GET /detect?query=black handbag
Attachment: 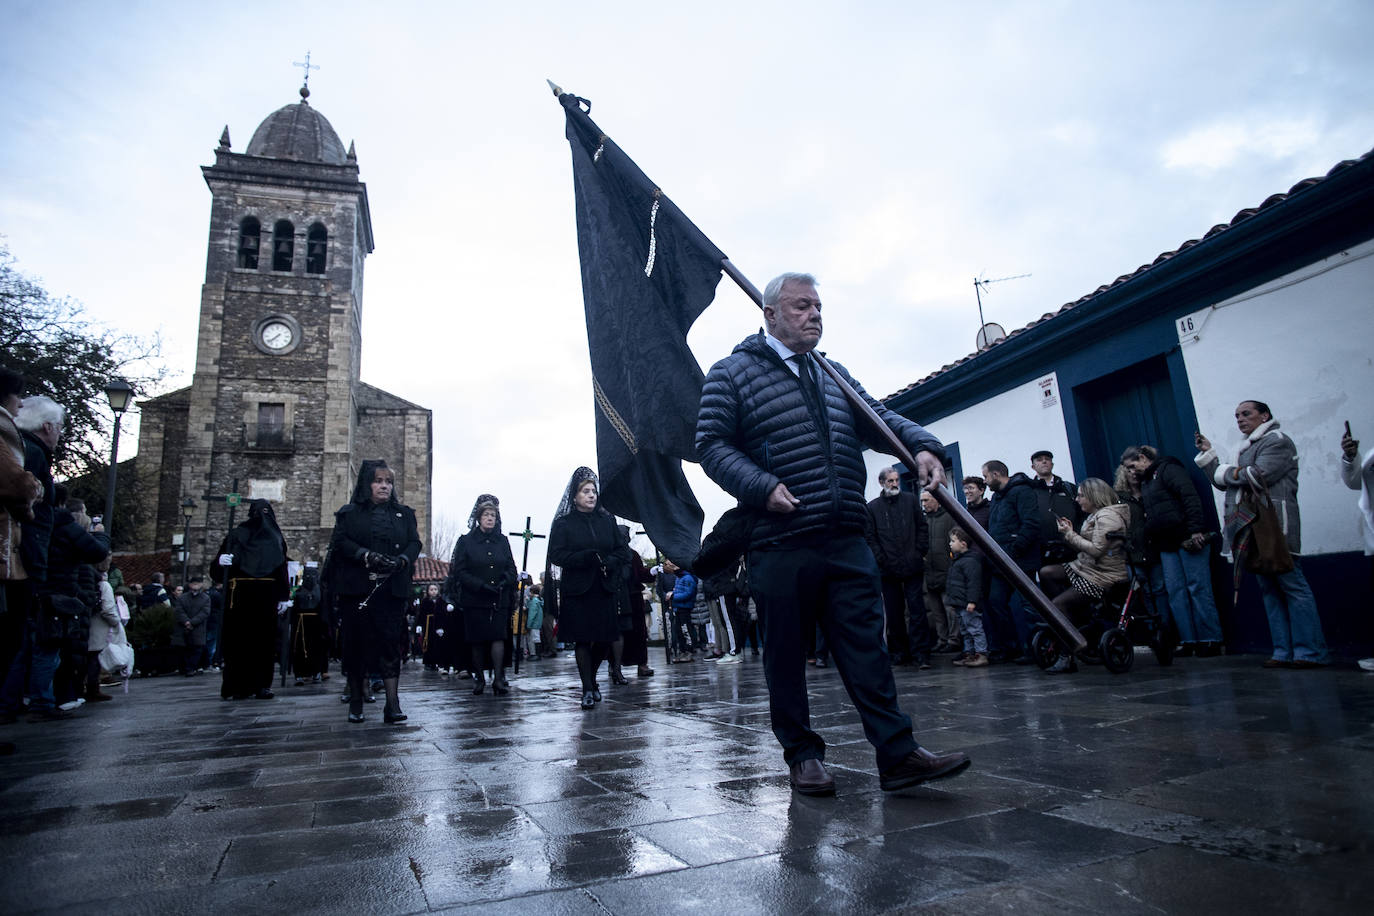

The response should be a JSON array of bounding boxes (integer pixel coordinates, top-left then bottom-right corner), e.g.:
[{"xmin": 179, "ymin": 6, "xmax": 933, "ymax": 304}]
[{"xmin": 36, "ymin": 594, "xmax": 84, "ymax": 645}]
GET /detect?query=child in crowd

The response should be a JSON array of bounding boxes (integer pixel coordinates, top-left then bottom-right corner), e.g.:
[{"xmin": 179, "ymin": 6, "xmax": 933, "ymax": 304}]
[
  {"xmin": 946, "ymin": 528, "xmax": 988, "ymax": 668},
  {"xmin": 525, "ymin": 585, "xmax": 544, "ymax": 660}
]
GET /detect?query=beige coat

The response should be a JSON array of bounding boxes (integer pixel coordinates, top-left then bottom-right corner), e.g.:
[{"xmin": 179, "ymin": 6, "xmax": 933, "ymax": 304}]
[
  {"xmin": 1064, "ymin": 503, "xmax": 1131, "ymax": 591},
  {"xmin": 1, "ymin": 406, "xmax": 41, "ymax": 582},
  {"xmin": 90, "ymin": 579, "xmax": 122, "ymax": 651}
]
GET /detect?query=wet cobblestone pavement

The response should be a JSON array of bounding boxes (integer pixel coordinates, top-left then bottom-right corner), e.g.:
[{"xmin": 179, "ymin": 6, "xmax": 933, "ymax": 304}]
[{"xmin": 2, "ymin": 650, "xmax": 1371, "ymax": 914}]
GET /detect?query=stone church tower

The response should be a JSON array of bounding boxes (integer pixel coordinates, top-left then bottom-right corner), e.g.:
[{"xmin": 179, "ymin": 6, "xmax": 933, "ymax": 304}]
[{"xmin": 134, "ymin": 87, "xmax": 432, "ymax": 573}]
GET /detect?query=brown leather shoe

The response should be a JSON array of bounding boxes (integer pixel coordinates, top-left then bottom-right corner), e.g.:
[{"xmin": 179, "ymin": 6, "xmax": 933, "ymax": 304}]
[
  {"xmin": 880, "ymin": 747, "xmax": 971, "ymax": 791},
  {"xmin": 789, "ymin": 758, "xmax": 836, "ymax": 796}
]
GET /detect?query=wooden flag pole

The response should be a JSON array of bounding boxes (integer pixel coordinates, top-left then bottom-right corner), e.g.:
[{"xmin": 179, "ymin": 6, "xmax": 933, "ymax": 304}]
[{"xmin": 719, "ymin": 259, "xmax": 1087, "ymax": 653}]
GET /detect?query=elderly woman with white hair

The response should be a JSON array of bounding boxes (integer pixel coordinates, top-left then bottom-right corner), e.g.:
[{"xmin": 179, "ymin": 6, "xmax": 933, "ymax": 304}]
[{"xmin": 1036, "ymin": 477, "xmax": 1131, "ymax": 673}]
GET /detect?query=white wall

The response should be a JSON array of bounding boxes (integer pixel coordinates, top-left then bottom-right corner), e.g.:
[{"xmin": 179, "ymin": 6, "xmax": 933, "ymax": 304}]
[
  {"xmin": 1178, "ymin": 239, "xmax": 1374, "ymax": 555},
  {"xmin": 866, "ymin": 373, "xmax": 1073, "ymax": 499}
]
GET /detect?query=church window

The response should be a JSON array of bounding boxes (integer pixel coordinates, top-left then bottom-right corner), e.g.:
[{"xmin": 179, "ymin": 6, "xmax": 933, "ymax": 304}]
[
  {"xmin": 272, "ymin": 220, "xmax": 295, "ymax": 271},
  {"xmin": 257, "ymin": 402, "xmax": 286, "ymax": 447},
  {"xmin": 237, "ymin": 217, "xmax": 260, "ymax": 269},
  {"xmin": 306, "ymin": 223, "xmax": 328, "ymax": 274}
]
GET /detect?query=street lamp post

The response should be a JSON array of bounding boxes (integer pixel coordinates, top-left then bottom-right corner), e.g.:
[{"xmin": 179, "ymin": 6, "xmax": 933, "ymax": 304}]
[
  {"xmin": 180, "ymin": 497, "xmax": 197, "ymax": 586},
  {"xmin": 102, "ymin": 378, "xmax": 134, "ymax": 543}
]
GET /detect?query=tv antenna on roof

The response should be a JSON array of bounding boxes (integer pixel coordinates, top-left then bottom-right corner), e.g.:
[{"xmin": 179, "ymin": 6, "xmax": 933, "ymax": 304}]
[{"xmin": 973, "ymin": 272, "xmax": 1030, "ymax": 351}]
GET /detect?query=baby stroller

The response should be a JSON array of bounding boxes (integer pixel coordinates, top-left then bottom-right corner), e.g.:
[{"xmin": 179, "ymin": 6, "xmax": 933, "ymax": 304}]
[{"xmin": 1030, "ymin": 532, "xmax": 1176, "ymax": 674}]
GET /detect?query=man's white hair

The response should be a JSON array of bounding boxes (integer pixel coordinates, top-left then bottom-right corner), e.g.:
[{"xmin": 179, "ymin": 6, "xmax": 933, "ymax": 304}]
[
  {"xmin": 762, "ymin": 272, "xmax": 818, "ymax": 308},
  {"xmin": 15, "ymin": 395, "xmax": 64, "ymax": 433}
]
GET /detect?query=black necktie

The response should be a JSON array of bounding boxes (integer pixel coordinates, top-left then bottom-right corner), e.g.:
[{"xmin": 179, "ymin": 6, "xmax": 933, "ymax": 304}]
[
  {"xmin": 794, "ymin": 353, "xmax": 829, "ymax": 441},
  {"xmin": 793, "ymin": 353, "xmax": 818, "ymax": 401}
]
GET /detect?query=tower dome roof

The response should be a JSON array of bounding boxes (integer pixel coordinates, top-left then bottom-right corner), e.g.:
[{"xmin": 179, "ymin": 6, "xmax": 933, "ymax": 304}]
[{"xmin": 245, "ymin": 99, "xmax": 347, "ymax": 165}]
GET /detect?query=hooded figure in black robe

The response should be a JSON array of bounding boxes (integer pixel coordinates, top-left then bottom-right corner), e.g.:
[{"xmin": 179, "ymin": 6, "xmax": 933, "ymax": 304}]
[
  {"xmin": 290, "ymin": 566, "xmax": 329, "ymax": 683},
  {"xmin": 211, "ymin": 499, "xmax": 290, "ymax": 699},
  {"xmin": 328, "ymin": 460, "xmax": 421, "ymax": 723}
]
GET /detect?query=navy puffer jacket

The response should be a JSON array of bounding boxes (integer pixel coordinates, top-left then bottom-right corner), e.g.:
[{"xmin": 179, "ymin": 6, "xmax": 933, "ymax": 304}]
[
  {"xmin": 696, "ymin": 332, "xmax": 944, "ymax": 550},
  {"xmin": 987, "ymin": 473, "xmax": 1042, "ymax": 571}
]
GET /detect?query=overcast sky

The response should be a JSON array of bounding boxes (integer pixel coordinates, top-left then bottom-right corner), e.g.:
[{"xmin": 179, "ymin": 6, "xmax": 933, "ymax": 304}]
[{"xmin": 3, "ymin": 0, "xmax": 1371, "ymax": 571}]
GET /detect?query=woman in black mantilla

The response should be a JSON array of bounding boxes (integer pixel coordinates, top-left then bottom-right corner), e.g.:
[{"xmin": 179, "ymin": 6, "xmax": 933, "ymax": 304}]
[
  {"xmin": 547, "ymin": 467, "xmax": 633, "ymax": 709},
  {"xmin": 329, "ymin": 461, "xmax": 422, "ymax": 723},
  {"xmin": 450, "ymin": 494, "xmax": 518, "ymax": 695},
  {"xmin": 211, "ymin": 499, "xmax": 291, "ymax": 700}
]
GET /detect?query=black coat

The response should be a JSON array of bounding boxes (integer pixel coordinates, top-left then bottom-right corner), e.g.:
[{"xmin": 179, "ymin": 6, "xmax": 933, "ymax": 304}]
[
  {"xmin": 945, "ymin": 551, "xmax": 983, "ymax": 609},
  {"xmin": 697, "ymin": 332, "xmax": 944, "ymax": 550},
  {"xmin": 450, "ymin": 528, "xmax": 517, "ymax": 611},
  {"xmin": 548, "ymin": 510, "xmax": 629, "ymax": 598},
  {"xmin": 1139, "ymin": 456, "xmax": 1209, "ymax": 550},
  {"xmin": 923, "ymin": 507, "xmax": 955, "ymax": 589},
  {"xmin": 1031, "ymin": 475, "xmax": 1081, "ymax": 553},
  {"xmin": 328, "ymin": 500, "xmax": 422, "ymax": 598},
  {"xmin": 987, "ymin": 474, "xmax": 1042, "ymax": 571},
  {"xmin": 44, "ymin": 508, "xmax": 109, "ymax": 599},
  {"xmin": 865, "ymin": 490, "xmax": 929, "ymax": 577},
  {"xmin": 964, "ymin": 498, "xmax": 993, "ymax": 557},
  {"xmin": 19, "ymin": 433, "xmax": 55, "ymax": 583}
]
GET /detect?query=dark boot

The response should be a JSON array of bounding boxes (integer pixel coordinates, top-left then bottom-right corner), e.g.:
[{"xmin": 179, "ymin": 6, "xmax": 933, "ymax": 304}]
[
  {"xmin": 490, "ymin": 642, "xmax": 509, "ymax": 695},
  {"xmin": 347, "ymin": 675, "xmax": 365, "ymax": 722},
  {"xmin": 382, "ymin": 677, "xmax": 406, "ymax": 722}
]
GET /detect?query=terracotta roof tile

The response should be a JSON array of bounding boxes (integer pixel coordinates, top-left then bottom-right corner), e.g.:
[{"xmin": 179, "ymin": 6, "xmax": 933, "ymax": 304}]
[{"xmin": 413, "ymin": 556, "xmax": 449, "ymax": 584}]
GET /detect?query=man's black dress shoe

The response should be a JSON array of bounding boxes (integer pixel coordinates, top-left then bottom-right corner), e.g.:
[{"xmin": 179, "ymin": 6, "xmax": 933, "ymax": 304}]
[
  {"xmin": 348, "ymin": 712, "xmax": 365, "ymax": 723},
  {"xmin": 880, "ymin": 747, "xmax": 971, "ymax": 791},
  {"xmin": 789, "ymin": 758, "xmax": 836, "ymax": 796}
]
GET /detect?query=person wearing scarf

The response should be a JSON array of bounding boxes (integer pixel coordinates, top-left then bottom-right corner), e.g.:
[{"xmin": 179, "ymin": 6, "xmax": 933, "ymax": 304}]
[
  {"xmin": 1196, "ymin": 400, "xmax": 1330, "ymax": 669},
  {"xmin": 450, "ymin": 495, "xmax": 518, "ymax": 695},
  {"xmin": 547, "ymin": 468, "xmax": 633, "ymax": 709},
  {"xmin": 328, "ymin": 461, "xmax": 422, "ymax": 722},
  {"xmin": 211, "ymin": 499, "xmax": 290, "ymax": 699}
]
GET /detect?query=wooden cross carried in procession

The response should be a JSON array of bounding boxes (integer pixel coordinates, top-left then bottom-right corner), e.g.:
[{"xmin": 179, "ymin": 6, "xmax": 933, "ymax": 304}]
[
  {"xmin": 202, "ymin": 477, "xmax": 243, "ymax": 532},
  {"xmin": 507, "ymin": 516, "xmax": 546, "ymax": 674}
]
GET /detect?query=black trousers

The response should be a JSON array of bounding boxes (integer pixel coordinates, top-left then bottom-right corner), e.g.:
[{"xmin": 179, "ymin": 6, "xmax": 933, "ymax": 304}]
[
  {"xmin": 880, "ymin": 574, "xmax": 934, "ymax": 662},
  {"xmin": 750, "ymin": 535, "xmax": 918, "ymax": 771}
]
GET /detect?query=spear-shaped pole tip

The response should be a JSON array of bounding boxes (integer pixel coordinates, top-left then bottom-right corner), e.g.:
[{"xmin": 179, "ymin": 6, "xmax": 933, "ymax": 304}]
[{"xmin": 546, "ymin": 79, "xmax": 564, "ymax": 98}]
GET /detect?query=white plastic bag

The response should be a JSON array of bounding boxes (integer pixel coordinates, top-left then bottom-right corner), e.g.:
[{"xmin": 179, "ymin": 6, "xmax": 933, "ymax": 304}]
[{"xmin": 100, "ymin": 620, "xmax": 135, "ymax": 676}]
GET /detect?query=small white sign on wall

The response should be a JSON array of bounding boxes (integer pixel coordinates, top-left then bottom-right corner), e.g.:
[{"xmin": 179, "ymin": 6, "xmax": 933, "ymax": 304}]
[
  {"xmin": 1037, "ymin": 374, "xmax": 1059, "ymax": 409},
  {"xmin": 248, "ymin": 479, "xmax": 285, "ymax": 502}
]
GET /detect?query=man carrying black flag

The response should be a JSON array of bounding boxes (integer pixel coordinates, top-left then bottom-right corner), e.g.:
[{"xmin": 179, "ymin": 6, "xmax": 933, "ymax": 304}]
[
  {"xmin": 559, "ymin": 90, "xmax": 722, "ymax": 567},
  {"xmin": 697, "ymin": 272, "xmax": 971, "ymax": 797}
]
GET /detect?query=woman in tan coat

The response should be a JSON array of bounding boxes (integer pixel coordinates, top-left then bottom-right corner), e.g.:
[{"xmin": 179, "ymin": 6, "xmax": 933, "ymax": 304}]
[{"xmin": 1037, "ymin": 477, "xmax": 1131, "ymax": 672}]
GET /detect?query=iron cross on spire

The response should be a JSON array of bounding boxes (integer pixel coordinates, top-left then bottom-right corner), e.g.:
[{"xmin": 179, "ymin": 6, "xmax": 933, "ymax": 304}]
[{"xmin": 293, "ymin": 51, "xmax": 319, "ymax": 94}]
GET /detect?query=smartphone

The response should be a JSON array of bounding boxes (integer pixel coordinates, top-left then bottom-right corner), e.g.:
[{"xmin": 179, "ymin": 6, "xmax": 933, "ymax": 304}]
[{"xmin": 1346, "ymin": 420, "xmax": 1353, "ymax": 437}]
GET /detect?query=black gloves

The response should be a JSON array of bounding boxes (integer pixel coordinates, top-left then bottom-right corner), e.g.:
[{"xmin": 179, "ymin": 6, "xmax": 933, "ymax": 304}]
[{"xmin": 365, "ymin": 552, "xmax": 399, "ymax": 573}]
